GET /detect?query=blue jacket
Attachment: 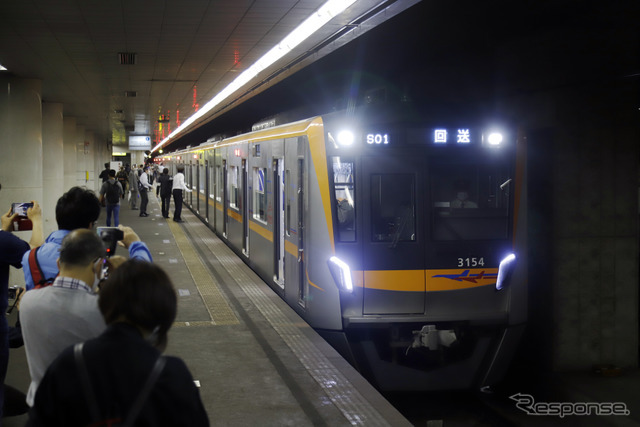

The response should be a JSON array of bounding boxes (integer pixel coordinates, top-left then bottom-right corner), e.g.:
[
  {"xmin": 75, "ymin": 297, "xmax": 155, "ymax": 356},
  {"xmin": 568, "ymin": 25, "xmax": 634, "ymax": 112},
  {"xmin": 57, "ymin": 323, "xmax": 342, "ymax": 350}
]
[{"xmin": 22, "ymin": 230, "xmax": 153, "ymax": 290}]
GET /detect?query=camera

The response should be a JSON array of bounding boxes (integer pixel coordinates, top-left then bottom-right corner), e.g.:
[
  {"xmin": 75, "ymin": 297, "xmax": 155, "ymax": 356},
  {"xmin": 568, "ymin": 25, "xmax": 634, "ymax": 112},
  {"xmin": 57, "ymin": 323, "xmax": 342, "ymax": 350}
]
[
  {"xmin": 97, "ymin": 227, "xmax": 124, "ymax": 257},
  {"xmin": 8, "ymin": 286, "xmax": 17, "ymax": 300},
  {"xmin": 11, "ymin": 202, "xmax": 33, "ymax": 231}
]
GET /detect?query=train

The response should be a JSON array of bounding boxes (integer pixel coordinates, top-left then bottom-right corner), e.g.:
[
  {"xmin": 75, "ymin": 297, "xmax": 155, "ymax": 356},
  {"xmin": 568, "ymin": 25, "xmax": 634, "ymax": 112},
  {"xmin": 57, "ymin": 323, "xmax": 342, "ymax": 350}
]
[{"xmin": 160, "ymin": 103, "xmax": 527, "ymax": 391}]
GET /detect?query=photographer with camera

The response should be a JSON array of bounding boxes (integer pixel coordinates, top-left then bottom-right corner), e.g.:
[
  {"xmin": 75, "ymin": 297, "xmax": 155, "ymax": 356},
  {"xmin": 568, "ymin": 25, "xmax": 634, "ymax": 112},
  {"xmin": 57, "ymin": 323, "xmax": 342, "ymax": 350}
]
[
  {"xmin": 0, "ymin": 183, "xmax": 44, "ymax": 419},
  {"xmin": 20, "ymin": 223, "xmax": 152, "ymax": 408},
  {"xmin": 22, "ymin": 187, "xmax": 101, "ymax": 290}
]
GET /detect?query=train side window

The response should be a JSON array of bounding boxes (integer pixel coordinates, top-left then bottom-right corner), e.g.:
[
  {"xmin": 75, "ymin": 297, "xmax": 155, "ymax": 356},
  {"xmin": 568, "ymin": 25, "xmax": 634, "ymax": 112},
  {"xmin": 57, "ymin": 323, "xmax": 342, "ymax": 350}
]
[
  {"xmin": 253, "ymin": 167, "xmax": 267, "ymax": 222},
  {"xmin": 371, "ymin": 174, "xmax": 416, "ymax": 242},
  {"xmin": 229, "ymin": 165, "xmax": 239, "ymax": 209},
  {"xmin": 332, "ymin": 157, "xmax": 356, "ymax": 242}
]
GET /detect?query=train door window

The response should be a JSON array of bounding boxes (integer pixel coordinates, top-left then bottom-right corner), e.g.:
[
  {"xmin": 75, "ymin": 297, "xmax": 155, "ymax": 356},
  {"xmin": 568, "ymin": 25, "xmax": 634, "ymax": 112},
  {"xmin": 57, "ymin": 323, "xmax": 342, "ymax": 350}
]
[
  {"xmin": 209, "ymin": 162, "xmax": 215, "ymax": 200},
  {"xmin": 229, "ymin": 165, "xmax": 239, "ymax": 210},
  {"xmin": 285, "ymin": 169, "xmax": 291, "ymax": 236},
  {"xmin": 199, "ymin": 163, "xmax": 205, "ymax": 195},
  {"xmin": 253, "ymin": 167, "xmax": 267, "ymax": 222},
  {"xmin": 371, "ymin": 174, "xmax": 416, "ymax": 242},
  {"xmin": 430, "ymin": 162, "xmax": 510, "ymax": 240},
  {"xmin": 332, "ymin": 157, "xmax": 356, "ymax": 242},
  {"xmin": 216, "ymin": 165, "xmax": 222, "ymax": 202}
]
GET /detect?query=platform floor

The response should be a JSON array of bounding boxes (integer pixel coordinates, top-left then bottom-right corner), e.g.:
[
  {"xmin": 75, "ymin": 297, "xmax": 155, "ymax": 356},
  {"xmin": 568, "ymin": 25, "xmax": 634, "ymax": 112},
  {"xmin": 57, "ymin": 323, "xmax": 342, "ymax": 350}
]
[{"xmin": 4, "ymin": 190, "xmax": 411, "ymax": 426}]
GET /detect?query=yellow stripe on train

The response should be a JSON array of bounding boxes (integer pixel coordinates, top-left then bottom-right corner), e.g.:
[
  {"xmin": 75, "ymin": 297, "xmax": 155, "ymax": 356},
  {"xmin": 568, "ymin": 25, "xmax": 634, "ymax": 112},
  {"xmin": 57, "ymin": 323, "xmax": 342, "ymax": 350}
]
[{"xmin": 352, "ymin": 268, "xmax": 499, "ymax": 292}]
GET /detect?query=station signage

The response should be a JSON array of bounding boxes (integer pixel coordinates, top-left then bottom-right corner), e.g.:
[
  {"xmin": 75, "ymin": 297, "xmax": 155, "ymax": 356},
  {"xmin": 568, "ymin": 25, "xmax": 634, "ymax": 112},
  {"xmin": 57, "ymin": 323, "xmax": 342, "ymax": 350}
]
[{"xmin": 129, "ymin": 135, "xmax": 151, "ymax": 151}]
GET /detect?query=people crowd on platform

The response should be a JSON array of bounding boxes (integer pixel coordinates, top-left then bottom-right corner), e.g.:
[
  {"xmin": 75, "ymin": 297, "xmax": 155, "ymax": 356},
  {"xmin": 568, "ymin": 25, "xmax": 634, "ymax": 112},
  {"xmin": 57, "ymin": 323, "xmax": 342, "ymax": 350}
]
[{"xmin": 0, "ymin": 171, "xmax": 207, "ymax": 425}]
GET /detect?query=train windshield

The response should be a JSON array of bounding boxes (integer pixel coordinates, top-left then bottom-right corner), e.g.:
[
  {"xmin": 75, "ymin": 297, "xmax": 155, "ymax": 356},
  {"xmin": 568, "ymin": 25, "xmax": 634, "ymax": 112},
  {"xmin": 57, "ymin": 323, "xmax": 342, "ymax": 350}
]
[{"xmin": 430, "ymin": 161, "xmax": 511, "ymax": 241}]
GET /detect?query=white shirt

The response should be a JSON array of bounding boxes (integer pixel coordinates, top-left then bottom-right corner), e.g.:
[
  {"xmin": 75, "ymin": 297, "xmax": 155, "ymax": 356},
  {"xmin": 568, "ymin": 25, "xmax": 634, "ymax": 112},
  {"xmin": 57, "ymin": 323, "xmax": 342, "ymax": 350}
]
[
  {"xmin": 20, "ymin": 276, "xmax": 107, "ymax": 406},
  {"xmin": 171, "ymin": 172, "xmax": 192, "ymax": 192},
  {"xmin": 139, "ymin": 171, "xmax": 152, "ymax": 191}
]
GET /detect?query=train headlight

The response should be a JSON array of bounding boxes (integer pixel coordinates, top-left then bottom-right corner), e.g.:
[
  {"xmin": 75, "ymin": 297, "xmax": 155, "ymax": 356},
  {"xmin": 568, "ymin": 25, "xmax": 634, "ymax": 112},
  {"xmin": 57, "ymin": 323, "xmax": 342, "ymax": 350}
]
[
  {"xmin": 487, "ymin": 132, "xmax": 503, "ymax": 146},
  {"xmin": 328, "ymin": 256, "xmax": 353, "ymax": 292},
  {"xmin": 495, "ymin": 253, "xmax": 516, "ymax": 291},
  {"xmin": 336, "ymin": 130, "xmax": 354, "ymax": 146}
]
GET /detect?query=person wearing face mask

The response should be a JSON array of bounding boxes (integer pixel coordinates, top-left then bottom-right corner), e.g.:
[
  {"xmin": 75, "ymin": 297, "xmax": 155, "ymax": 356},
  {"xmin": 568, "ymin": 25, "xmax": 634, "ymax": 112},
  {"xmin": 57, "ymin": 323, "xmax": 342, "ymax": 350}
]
[
  {"xmin": 19, "ymin": 227, "xmax": 152, "ymax": 408},
  {"xmin": 28, "ymin": 260, "xmax": 209, "ymax": 426}
]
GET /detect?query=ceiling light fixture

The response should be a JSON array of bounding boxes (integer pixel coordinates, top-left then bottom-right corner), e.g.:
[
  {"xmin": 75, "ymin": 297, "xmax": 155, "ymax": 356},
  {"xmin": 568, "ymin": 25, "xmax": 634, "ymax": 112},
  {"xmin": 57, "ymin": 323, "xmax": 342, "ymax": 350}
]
[
  {"xmin": 152, "ymin": 0, "xmax": 357, "ymax": 153},
  {"xmin": 0, "ymin": 64, "xmax": 7, "ymax": 71}
]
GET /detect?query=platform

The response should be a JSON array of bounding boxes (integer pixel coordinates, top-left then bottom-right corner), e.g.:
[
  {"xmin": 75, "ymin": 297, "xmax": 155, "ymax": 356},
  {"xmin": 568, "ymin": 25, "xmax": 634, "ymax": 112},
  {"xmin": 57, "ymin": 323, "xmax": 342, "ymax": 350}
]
[{"xmin": 4, "ymin": 190, "xmax": 411, "ymax": 426}]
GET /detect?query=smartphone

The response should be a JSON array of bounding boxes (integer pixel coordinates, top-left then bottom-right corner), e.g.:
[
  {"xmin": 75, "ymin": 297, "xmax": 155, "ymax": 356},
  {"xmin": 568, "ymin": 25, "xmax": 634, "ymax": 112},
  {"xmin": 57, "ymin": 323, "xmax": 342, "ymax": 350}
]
[
  {"xmin": 97, "ymin": 227, "xmax": 124, "ymax": 257},
  {"xmin": 11, "ymin": 202, "xmax": 33, "ymax": 231},
  {"xmin": 11, "ymin": 202, "xmax": 33, "ymax": 217}
]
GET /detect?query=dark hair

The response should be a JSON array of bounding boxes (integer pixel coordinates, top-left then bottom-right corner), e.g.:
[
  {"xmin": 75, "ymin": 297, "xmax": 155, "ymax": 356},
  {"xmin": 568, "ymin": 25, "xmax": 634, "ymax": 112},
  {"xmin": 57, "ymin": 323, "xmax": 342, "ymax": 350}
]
[
  {"xmin": 55, "ymin": 187, "xmax": 101, "ymax": 230},
  {"xmin": 104, "ymin": 163, "xmax": 109, "ymax": 169},
  {"xmin": 99, "ymin": 260, "xmax": 177, "ymax": 350},
  {"xmin": 162, "ymin": 168, "xmax": 168, "ymax": 175},
  {"xmin": 177, "ymin": 166, "xmax": 184, "ymax": 173},
  {"xmin": 108, "ymin": 169, "xmax": 116, "ymax": 177},
  {"xmin": 59, "ymin": 229, "xmax": 106, "ymax": 267}
]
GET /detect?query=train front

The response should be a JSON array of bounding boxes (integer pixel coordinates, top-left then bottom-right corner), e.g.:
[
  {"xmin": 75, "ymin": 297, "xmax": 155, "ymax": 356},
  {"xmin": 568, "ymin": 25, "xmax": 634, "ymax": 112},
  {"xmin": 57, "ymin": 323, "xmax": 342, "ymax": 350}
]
[{"xmin": 323, "ymin": 114, "xmax": 527, "ymax": 391}]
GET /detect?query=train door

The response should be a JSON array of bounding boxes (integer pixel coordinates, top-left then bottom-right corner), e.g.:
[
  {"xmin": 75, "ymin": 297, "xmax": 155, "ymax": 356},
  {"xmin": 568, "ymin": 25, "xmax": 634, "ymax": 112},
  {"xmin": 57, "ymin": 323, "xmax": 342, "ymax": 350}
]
[
  {"xmin": 361, "ymin": 156, "xmax": 426, "ymax": 314},
  {"xmin": 188, "ymin": 163, "xmax": 194, "ymax": 207},
  {"xmin": 195, "ymin": 161, "xmax": 200, "ymax": 214},
  {"xmin": 223, "ymin": 159, "xmax": 228, "ymax": 238},
  {"xmin": 205, "ymin": 159, "xmax": 210, "ymax": 221},
  {"xmin": 273, "ymin": 158, "xmax": 285, "ymax": 288},
  {"xmin": 297, "ymin": 157, "xmax": 305, "ymax": 307},
  {"xmin": 242, "ymin": 159, "xmax": 248, "ymax": 256}
]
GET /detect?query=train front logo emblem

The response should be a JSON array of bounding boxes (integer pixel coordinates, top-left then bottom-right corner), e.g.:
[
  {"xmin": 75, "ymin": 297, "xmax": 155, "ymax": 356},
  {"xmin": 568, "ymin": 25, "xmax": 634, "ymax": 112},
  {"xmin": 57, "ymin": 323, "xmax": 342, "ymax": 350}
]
[{"xmin": 432, "ymin": 270, "xmax": 497, "ymax": 283}]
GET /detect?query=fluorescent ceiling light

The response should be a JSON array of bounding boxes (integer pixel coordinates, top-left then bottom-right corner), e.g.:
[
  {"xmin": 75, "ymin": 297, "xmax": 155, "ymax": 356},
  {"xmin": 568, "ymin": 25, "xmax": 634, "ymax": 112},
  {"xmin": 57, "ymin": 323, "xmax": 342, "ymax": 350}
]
[{"xmin": 152, "ymin": 0, "xmax": 357, "ymax": 153}]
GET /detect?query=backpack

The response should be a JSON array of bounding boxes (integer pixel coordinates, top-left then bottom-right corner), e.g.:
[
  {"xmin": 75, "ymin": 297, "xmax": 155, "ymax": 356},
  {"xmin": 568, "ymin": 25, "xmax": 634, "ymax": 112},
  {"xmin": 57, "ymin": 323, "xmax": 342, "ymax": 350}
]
[
  {"xmin": 105, "ymin": 181, "xmax": 120, "ymax": 204},
  {"xmin": 28, "ymin": 246, "xmax": 56, "ymax": 289}
]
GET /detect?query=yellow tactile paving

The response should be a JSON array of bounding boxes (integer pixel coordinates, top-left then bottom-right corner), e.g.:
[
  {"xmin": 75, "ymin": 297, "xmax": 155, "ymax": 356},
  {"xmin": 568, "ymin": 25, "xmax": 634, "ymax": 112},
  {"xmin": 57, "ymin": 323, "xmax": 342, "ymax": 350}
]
[{"xmin": 166, "ymin": 218, "xmax": 239, "ymax": 325}]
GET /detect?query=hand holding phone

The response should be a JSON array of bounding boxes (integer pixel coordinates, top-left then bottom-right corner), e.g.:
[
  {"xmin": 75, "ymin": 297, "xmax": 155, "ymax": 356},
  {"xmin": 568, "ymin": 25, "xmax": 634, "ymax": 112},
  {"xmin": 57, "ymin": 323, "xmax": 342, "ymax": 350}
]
[{"xmin": 9, "ymin": 203, "xmax": 34, "ymax": 231}]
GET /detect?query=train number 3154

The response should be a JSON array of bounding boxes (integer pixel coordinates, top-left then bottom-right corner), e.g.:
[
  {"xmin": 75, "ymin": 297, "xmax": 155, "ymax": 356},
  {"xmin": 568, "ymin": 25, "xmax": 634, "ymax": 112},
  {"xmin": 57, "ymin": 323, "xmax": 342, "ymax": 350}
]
[{"xmin": 457, "ymin": 257, "xmax": 485, "ymax": 267}]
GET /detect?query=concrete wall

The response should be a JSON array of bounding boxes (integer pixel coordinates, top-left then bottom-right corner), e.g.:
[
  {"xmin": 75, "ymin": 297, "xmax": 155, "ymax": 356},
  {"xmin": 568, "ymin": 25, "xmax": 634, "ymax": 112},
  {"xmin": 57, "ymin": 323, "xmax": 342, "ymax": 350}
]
[{"xmin": 495, "ymin": 20, "xmax": 639, "ymax": 371}]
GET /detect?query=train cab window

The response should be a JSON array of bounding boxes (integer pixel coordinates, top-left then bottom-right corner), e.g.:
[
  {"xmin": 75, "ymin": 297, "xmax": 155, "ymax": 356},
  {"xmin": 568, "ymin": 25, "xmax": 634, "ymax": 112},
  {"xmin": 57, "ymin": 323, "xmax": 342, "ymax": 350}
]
[
  {"xmin": 371, "ymin": 174, "xmax": 415, "ymax": 243},
  {"xmin": 253, "ymin": 167, "xmax": 267, "ymax": 222},
  {"xmin": 332, "ymin": 157, "xmax": 356, "ymax": 242},
  {"xmin": 430, "ymin": 163, "xmax": 511, "ymax": 240},
  {"xmin": 229, "ymin": 165, "xmax": 239, "ymax": 209}
]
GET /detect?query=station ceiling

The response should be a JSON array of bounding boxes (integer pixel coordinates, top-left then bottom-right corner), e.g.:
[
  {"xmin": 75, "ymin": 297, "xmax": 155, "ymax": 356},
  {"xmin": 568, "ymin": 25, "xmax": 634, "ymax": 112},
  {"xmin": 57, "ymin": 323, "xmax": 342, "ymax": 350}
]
[{"xmin": 0, "ymin": 0, "xmax": 419, "ymax": 152}]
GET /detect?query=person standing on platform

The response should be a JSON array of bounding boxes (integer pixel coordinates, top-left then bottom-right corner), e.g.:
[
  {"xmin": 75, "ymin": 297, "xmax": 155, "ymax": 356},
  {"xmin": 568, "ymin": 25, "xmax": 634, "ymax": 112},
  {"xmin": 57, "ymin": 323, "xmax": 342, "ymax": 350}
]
[
  {"xmin": 116, "ymin": 166, "xmax": 128, "ymax": 200},
  {"xmin": 128, "ymin": 165, "xmax": 139, "ymax": 210},
  {"xmin": 20, "ymin": 226, "xmax": 153, "ymax": 408},
  {"xmin": 138, "ymin": 166, "xmax": 152, "ymax": 217},
  {"xmin": 99, "ymin": 170, "xmax": 123, "ymax": 227},
  {"xmin": 157, "ymin": 168, "xmax": 173, "ymax": 219},
  {"xmin": 0, "ymin": 186, "xmax": 44, "ymax": 419},
  {"xmin": 22, "ymin": 187, "xmax": 101, "ymax": 290},
  {"xmin": 171, "ymin": 166, "xmax": 191, "ymax": 223},
  {"xmin": 20, "ymin": 229, "xmax": 108, "ymax": 408},
  {"xmin": 98, "ymin": 163, "xmax": 110, "ymax": 184}
]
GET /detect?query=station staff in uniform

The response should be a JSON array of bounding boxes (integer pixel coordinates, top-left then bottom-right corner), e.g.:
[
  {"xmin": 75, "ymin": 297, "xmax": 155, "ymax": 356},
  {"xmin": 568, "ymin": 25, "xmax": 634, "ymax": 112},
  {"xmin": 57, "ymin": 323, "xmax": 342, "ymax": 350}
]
[{"xmin": 171, "ymin": 166, "xmax": 191, "ymax": 223}]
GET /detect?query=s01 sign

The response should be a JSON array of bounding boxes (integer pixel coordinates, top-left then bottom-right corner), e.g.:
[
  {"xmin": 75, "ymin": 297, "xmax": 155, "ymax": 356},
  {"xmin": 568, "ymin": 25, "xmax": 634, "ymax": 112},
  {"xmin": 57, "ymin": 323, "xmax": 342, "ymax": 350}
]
[{"xmin": 366, "ymin": 133, "xmax": 389, "ymax": 145}]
